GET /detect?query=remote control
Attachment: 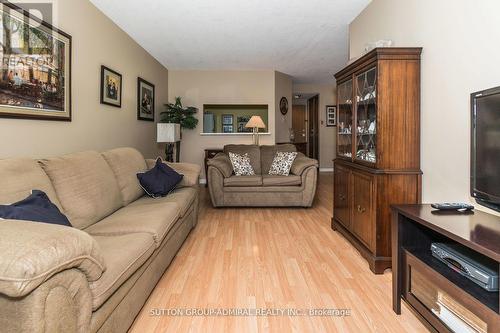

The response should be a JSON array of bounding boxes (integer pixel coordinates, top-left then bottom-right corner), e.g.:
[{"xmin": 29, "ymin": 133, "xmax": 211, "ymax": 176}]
[{"xmin": 431, "ymin": 203, "xmax": 474, "ymax": 211}]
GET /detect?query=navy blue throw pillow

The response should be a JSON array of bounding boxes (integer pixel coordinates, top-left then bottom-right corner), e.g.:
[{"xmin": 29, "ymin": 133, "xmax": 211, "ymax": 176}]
[
  {"xmin": 137, "ymin": 158, "xmax": 183, "ymax": 198},
  {"xmin": 0, "ymin": 190, "xmax": 71, "ymax": 226}
]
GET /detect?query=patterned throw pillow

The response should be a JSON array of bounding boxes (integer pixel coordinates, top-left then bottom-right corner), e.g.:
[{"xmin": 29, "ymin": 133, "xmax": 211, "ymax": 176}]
[
  {"xmin": 269, "ymin": 152, "xmax": 298, "ymax": 176},
  {"xmin": 228, "ymin": 152, "xmax": 255, "ymax": 176}
]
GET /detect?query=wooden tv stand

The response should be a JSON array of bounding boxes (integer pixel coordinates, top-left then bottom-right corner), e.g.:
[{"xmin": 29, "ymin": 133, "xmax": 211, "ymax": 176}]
[{"xmin": 391, "ymin": 204, "xmax": 500, "ymax": 333}]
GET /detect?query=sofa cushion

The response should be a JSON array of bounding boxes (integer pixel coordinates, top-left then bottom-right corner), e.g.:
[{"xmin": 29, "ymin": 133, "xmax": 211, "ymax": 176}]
[
  {"xmin": 0, "ymin": 190, "xmax": 71, "ymax": 226},
  {"xmin": 224, "ymin": 145, "xmax": 261, "ymax": 174},
  {"xmin": 0, "ymin": 158, "xmax": 63, "ymax": 211},
  {"xmin": 145, "ymin": 159, "xmax": 201, "ymax": 188},
  {"xmin": 268, "ymin": 152, "xmax": 298, "ymax": 176},
  {"xmin": 85, "ymin": 202, "xmax": 179, "ymax": 247},
  {"xmin": 262, "ymin": 175, "xmax": 302, "ymax": 186},
  {"xmin": 224, "ymin": 175, "xmax": 263, "ymax": 187},
  {"xmin": 128, "ymin": 187, "xmax": 197, "ymax": 218},
  {"xmin": 90, "ymin": 233, "xmax": 155, "ymax": 310},
  {"xmin": 39, "ymin": 151, "xmax": 123, "ymax": 229},
  {"xmin": 260, "ymin": 144, "xmax": 297, "ymax": 175},
  {"xmin": 228, "ymin": 152, "xmax": 255, "ymax": 176},
  {"xmin": 137, "ymin": 158, "xmax": 183, "ymax": 198},
  {"xmin": 102, "ymin": 148, "xmax": 147, "ymax": 205}
]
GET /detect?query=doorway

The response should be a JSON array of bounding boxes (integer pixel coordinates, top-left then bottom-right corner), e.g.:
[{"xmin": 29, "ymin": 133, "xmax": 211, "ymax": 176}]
[
  {"xmin": 307, "ymin": 95, "xmax": 319, "ymax": 161},
  {"xmin": 291, "ymin": 93, "xmax": 319, "ymax": 160}
]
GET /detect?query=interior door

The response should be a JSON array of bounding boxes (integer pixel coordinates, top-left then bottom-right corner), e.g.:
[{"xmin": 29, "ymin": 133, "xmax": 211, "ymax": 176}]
[
  {"xmin": 307, "ymin": 95, "xmax": 319, "ymax": 160},
  {"xmin": 292, "ymin": 105, "xmax": 307, "ymax": 143}
]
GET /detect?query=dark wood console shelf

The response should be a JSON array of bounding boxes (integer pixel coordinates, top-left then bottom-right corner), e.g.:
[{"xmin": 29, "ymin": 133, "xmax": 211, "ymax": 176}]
[{"xmin": 392, "ymin": 204, "xmax": 500, "ymax": 333}]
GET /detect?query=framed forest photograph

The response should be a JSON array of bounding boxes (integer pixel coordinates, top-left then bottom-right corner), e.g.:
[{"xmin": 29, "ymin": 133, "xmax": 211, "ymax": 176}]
[{"xmin": 0, "ymin": 2, "xmax": 72, "ymax": 121}]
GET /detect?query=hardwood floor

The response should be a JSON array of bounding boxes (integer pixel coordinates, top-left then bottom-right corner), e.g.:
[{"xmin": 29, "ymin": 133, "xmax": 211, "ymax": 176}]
[{"xmin": 130, "ymin": 173, "xmax": 426, "ymax": 332}]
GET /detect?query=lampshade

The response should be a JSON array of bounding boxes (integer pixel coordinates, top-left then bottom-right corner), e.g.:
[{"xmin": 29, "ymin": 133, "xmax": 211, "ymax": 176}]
[
  {"xmin": 245, "ymin": 115, "xmax": 266, "ymax": 129},
  {"xmin": 157, "ymin": 123, "xmax": 180, "ymax": 143}
]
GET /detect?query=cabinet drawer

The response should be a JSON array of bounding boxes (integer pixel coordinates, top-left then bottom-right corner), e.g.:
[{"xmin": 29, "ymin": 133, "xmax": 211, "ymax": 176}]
[
  {"xmin": 352, "ymin": 171, "xmax": 375, "ymax": 250},
  {"xmin": 334, "ymin": 165, "xmax": 351, "ymax": 229}
]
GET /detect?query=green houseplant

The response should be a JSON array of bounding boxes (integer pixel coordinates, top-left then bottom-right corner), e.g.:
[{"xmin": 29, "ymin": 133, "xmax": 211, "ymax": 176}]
[{"xmin": 160, "ymin": 97, "xmax": 199, "ymax": 162}]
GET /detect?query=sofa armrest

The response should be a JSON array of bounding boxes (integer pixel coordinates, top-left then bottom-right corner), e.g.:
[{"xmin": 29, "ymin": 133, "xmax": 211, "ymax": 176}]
[
  {"xmin": 146, "ymin": 159, "xmax": 201, "ymax": 187},
  {"xmin": 0, "ymin": 220, "xmax": 105, "ymax": 298},
  {"xmin": 291, "ymin": 153, "xmax": 319, "ymax": 175},
  {"xmin": 166, "ymin": 161, "xmax": 201, "ymax": 187},
  {"xmin": 206, "ymin": 153, "xmax": 233, "ymax": 178}
]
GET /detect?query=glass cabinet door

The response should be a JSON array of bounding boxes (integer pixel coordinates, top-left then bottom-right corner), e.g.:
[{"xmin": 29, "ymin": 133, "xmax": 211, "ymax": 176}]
[
  {"xmin": 355, "ymin": 67, "xmax": 377, "ymax": 164},
  {"xmin": 337, "ymin": 79, "xmax": 353, "ymax": 159}
]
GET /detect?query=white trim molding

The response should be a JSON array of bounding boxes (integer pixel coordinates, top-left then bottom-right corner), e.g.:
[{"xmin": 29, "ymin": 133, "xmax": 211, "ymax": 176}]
[{"xmin": 200, "ymin": 132, "xmax": 271, "ymax": 136}]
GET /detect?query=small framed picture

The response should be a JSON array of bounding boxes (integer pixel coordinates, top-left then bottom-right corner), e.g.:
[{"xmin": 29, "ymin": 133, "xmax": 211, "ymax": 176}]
[
  {"xmin": 326, "ymin": 105, "xmax": 337, "ymax": 127},
  {"xmin": 223, "ymin": 125, "xmax": 234, "ymax": 133},
  {"xmin": 222, "ymin": 114, "xmax": 233, "ymax": 125},
  {"xmin": 100, "ymin": 66, "xmax": 122, "ymax": 108},
  {"xmin": 137, "ymin": 77, "xmax": 155, "ymax": 121}
]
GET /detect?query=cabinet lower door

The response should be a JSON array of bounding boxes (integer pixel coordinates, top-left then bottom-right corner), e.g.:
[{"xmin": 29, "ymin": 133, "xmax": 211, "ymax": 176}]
[
  {"xmin": 352, "ymin": 171, "xmax": 375, "ymax": 250},
  {"xmin": 334, "ymin": 165, "xmax": 350, "ymax": 229}
]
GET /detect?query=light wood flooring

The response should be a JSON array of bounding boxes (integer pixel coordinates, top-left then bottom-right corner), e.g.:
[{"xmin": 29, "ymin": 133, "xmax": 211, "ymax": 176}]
[{"xmin": 130, "ymin": 173, "xmax": 426, "ymax": 333}]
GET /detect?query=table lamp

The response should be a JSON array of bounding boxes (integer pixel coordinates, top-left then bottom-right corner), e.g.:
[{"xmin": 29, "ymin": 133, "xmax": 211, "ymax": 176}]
[
  {"xmin": 157, "ymin": 123, "xmax": 181, "ymax": 162},
  {"xmin": 245, "ymin": 115, "xmax": 266, "ymax": 145}
]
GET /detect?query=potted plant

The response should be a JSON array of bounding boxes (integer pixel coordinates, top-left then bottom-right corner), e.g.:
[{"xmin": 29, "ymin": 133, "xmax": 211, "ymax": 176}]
[{"xmin": 160, "ymin": 97, "xmax": 198, "ymax": 162}]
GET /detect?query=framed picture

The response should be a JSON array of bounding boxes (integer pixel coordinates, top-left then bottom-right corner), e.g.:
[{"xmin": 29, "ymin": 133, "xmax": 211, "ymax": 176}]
[
  {"xmin": 326, "ymin": 105, "xmax": 337, "ymax": 127},
  {"xmin": 100, "ymin": 66, "xmax": 122, "ymax": 108},
  {"xmin": 222, "ymin": 114, "xmax": 233, "ymax": 125},
  {"xmin": 0, "ymin": 2, "xmax": 72, "ymax": 121},
  {"xmin": 137, "ymin": 77, "xmax": 155, "ymax": 121},
  {"xmin": 237, "ymin": 115, "xmax": 252, "ymax": 133}
]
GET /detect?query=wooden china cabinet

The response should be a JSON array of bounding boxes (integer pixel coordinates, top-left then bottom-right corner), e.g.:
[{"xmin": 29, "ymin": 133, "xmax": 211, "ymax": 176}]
[{"xmin": 332, "ymin": 48, "xmax": 423, "ymax": 274}]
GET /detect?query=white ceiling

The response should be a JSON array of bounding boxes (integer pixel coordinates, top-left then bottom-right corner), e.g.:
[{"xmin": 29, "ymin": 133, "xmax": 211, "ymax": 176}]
[{"xmin": 90, "ymin": 0, "xmax": 370, "ymax": 84}]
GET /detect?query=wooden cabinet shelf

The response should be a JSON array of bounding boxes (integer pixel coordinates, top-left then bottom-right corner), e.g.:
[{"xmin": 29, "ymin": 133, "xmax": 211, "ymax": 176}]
[
  {"xmin": 332, "ymin": 48, "xmax": 423, "ymax": 274},
  {"xmin": 405, "ymin": 248, "xmax": 499, "ymax": 313}
]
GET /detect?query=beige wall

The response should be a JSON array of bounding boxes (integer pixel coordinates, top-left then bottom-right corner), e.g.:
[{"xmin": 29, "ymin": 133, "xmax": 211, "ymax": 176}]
[
  {"xmin": 0, "ymin": 0, "xmax": 168, "ymax": 159},
  {"xmin": 350, "ymin": 0, "xmax": 500, "ymax": 214},
  {"xmin": 168, "ymin": 70, "xmax": 276, "ymax": 180},
  {"xmin": 292, "ymin": 84, "xmax": 336, "ymax": 169},
  {"xmin": 275, "ymin": 71, "xmax": 293, "ymax": 143}
]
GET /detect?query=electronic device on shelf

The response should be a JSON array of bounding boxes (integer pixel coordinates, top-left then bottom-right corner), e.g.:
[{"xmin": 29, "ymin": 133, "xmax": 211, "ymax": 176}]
[
  {"xmin": 431, "ymin": 203, "xmax": 474, "ymax": 212},
  {"xmin": 431, "ymin": 242, "xmax": 498, "ymax": 292}
]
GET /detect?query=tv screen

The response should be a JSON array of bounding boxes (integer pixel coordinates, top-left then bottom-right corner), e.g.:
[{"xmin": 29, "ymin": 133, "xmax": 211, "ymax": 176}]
[{"xmin": 471, "ymin": 86, "xmax": 500, "ymax": 211}]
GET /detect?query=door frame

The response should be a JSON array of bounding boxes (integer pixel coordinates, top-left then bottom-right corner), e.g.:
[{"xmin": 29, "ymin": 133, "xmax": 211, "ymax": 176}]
[{"xmin": 307, "ymin": 94, "xmax": 319, "ymax": 161}]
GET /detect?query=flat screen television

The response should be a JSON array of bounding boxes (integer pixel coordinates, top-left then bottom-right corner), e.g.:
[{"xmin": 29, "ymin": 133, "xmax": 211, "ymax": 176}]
[{"xmin": 471, "ymin": 86, "xmax": 500, "ymax": 212}]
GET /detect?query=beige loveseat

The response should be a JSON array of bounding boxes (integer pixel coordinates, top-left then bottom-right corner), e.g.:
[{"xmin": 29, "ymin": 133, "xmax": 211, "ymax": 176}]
[
  {"xmin": 207, "ymin": 144, "xmax": 318, "ymax": 207},
  {"xmin": 0, "ymin": 147, "xmax": 201, "ymax": 333}
]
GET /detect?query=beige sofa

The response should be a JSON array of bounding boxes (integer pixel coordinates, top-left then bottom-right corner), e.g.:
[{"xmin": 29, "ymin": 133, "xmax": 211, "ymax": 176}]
[
  {"xmin": 0, "ymin": 147, "xmax": 201, "ymax": 333},
  {"xmin": 207, "ymin": 144, "xmax": 318, "ymax": 207}
]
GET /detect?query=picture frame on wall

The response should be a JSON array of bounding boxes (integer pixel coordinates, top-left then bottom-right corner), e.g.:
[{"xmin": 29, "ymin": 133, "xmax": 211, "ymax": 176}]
[
  {"xmin": 237, "ymin": 115, "xmax": 252, "ymax": 133},
  {"xmin": 222, "ymin": 114, "xmax": 234, "ymax": 133},
  {"xmin": 100, "ymin": 66, "xmax": 122, "ymax": 108},
  {"xmin": 0, "ymin": 2, "xmax": 72, "ymax": 121},
  {"xmin": 326, "ymin": 105, "xmax": 337, "ymax": 127},
  {"xmin": 137, "ymin": 77, "xmax": 155, "ymax": 121}
]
